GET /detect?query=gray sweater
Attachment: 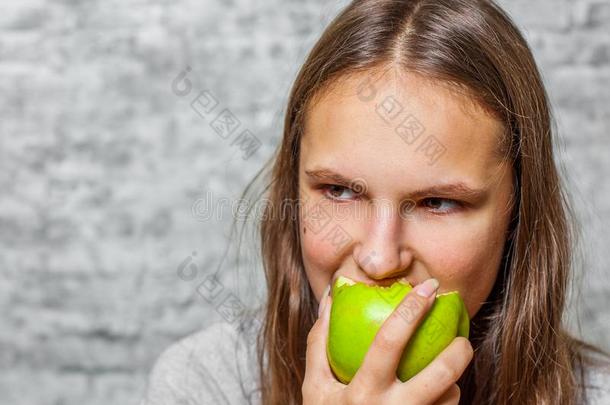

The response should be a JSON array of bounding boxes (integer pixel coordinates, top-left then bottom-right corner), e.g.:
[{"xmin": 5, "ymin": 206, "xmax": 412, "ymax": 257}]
[{"xmin": 139, "ymin": 317, "xmax": 610, "ymax": 405}]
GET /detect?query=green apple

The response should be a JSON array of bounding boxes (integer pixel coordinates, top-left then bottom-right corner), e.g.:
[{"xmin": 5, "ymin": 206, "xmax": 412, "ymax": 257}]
[{"xmin": 326, "ymin": 276, "xmax": 469, "ymax": 384}]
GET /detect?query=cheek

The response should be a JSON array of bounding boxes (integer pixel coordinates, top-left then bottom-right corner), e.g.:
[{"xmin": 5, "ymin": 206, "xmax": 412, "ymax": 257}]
[
  {"xmin": 299, "ymin": 217, "xmax": 351, "ymax": 301},
  {"xmin": 300, "ymin": 226, "xmax": 342, "ymax": 271},
  {"xmin": 299, "ymin": 200, "xmax": 356, "ymax": 273},
  {"xmin": 414, "ymin": 222, "xmax": 504, "ymax": 317}
]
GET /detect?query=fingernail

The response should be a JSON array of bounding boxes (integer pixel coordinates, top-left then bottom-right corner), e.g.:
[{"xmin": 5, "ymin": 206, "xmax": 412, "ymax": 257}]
[
  {"xmin": 416, "ymin": 278, "xmax": 439, "ymax": 298},
  {"xmin": 318, "ymin": 283, "xmax": 331, "ymax": 317}
]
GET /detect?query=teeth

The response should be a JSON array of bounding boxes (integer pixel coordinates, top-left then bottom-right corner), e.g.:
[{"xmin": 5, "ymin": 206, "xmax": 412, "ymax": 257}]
[{"xmin": 335, "ymin": 275, "xmax": 421, "ymax": 288}]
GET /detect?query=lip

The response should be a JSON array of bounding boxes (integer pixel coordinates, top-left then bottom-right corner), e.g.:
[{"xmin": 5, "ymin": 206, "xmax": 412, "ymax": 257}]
[{"xmin": 332, "ymin": 274, "xmax": 422, "ymax": 288}]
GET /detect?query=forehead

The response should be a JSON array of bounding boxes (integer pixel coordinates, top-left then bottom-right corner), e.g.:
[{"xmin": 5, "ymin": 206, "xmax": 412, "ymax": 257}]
[{"xmin": 302, "ymin": 69, "xmax": 507, "ymax": 188}]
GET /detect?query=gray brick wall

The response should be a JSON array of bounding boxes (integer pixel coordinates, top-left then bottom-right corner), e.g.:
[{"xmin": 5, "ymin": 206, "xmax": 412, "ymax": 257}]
[{"xmin": 0, "ymin": 1, "xmax": 608, "ymax": 404}]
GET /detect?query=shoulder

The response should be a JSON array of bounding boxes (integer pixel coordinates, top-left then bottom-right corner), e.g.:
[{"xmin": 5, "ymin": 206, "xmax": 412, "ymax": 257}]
[
  {"xmin": 139, "ymin": 315, "xmax": 263, "ymax": 405},
  {"xmin": 581, "ymin": 350, "xmax": 610, "ymax": 405}
]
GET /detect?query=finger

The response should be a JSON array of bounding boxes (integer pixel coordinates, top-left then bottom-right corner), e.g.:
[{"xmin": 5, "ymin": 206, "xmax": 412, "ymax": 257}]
[
  {"xmin": 403, "ymin": 337, "xmax": 473, "ymax": 403},
  {"xmin": 434, "ymin": 384, "xmax": 460, "ymax": 405},
  {"xmin": 304, "ymin": 293, "xmax": 334, "ymax": 381},
  {"xmin": 351, "ymin": 278, "xmax": 439, "ymax": 387}
]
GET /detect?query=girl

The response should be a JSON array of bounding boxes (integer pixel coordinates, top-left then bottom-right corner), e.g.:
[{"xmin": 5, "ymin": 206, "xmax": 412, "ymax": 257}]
[{"xmin": 142, "ymin": 0, "xmax": 610, "ymax": 404}]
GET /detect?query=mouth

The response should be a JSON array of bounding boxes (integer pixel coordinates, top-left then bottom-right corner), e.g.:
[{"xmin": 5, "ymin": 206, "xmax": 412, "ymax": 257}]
[{"xmin": 333, "ymin": 274, "xmax": 422, "ymax": 288}]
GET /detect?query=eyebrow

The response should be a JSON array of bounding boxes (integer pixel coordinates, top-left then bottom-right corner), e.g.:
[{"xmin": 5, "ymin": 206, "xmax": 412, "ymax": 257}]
[{"xmin": 304, "ymin": 168, "xmax": 487, "ymax": 201}]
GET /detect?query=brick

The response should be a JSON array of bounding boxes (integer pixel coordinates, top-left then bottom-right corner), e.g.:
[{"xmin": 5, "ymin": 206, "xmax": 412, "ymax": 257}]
[
  {"xmin": 573, "ymin": 0, "xmax": 610, "ymax": 30},
  {"xmin": 1, "ymin": 1, "xmax": 609, "ymax": 404},
  {"xmin": 496, "ymin": 0, "xmax": 571, "ymax": 32}
]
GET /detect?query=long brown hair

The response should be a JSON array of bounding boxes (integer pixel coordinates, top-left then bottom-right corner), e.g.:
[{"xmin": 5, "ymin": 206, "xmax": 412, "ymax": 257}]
[{"xmin": 233, "ymin": 0, "xmax": 610, "ymax": 403}]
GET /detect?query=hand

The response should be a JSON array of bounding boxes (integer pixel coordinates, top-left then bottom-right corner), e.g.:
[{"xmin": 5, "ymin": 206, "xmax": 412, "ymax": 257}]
[{"xmin": 302, "ymin": 279, "xmax": 474, "ymax": 405}]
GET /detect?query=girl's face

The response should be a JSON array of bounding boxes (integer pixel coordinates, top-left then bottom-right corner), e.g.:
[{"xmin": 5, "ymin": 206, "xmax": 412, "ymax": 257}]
[{"xmin": 298, "ymin": 69, "xmax": 515, "ymax": 318}]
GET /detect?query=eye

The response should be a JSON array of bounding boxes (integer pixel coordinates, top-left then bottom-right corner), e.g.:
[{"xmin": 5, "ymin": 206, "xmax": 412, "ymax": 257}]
[
  {"xmin": 320, "ymin": 184, "xmax": 360, "ymax": 201},
  {"xmin": 421, "ymin": 197, "xmax": 463, "ymax": 214}
]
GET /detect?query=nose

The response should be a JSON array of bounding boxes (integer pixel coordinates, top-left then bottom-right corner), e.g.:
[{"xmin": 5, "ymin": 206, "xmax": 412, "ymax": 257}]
[{"xmin": 353, "ymin": 199, "xmax": 411, "ymax": 280}]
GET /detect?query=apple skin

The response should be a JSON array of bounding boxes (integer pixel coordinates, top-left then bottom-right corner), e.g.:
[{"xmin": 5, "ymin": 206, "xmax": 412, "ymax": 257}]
[{"xmin": 326, "ymin": 276, "xmax": 470, "ymax": 384}]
